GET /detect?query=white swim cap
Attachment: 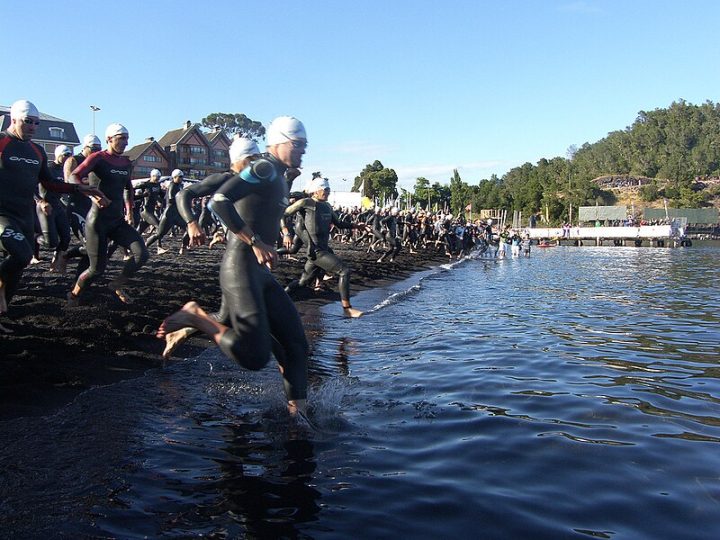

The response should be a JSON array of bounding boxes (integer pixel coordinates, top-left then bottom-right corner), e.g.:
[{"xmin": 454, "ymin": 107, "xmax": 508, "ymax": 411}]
[
  {"xmin": 171, "ymin": 168, "xmax": 184, "ymax": 178},
  {"xmin": 307, "ymin": 177, "xmax": 330, "ymax": 192},
  {"xmin": 10, "ymin": 99, "xmax": 39, "ymax": 120},
  {"xmin": 105, "ymin": 123, "xmax": 129, "ymax": 139},
  {"xmin": 83, "ymin": 134, "xmax": 102, "ymax": 147},
  {"xmin": 150, "ymin": 168, "xmax": 162, "ymax": 178},
  {"xmin": 391, "ymin": 207, "xmax": 399, "ymax": 216},
  {"xmin": 266, "ymin": 116, "xmax": 307, "ymax": 146},
  {"xmin": 229, "ymin": 136, "xmax": 259, "ymax": 163},
  {"xmin": 487, "ymin": 218, "xmax": 493, "ymax": 225},
  {"xmin": 54, "ymin": 145, "xmax": 72, "ymax": 159}
]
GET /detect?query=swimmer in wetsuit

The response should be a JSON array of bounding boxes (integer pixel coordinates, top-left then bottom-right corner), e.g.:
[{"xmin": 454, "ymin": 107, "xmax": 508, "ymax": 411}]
[
  {"xmin": 145, "ymin": 169, "xmax": 189, "ymax": 255},
  {"xmin": 135, "ymin": 168, "xmax": 164, "ymax": 238},
  {"xmin": 159, "ymin": 137, "xmax": 261, "ymax": 358},
  {"xmin": 64, "ymin": 134, "xmax": 102, "ymax": 241},
  {"xmin": 157, "ymin": 116, "xmax": 310, "ymax": 415},
  {"xmin": 0, "ymin": 100, "xmax": 104, "ymax": 330},
  {"xmin": 67, "ymin": 123, "xmax": 149, "ymax": 306},
  {"xmin": 284, "ymin": 177, "xmax": 365, "ymax": 318},
  {"xmin": 377, "ymin": 206, "xmax": 401, "ymax": 263},
  {"xmin": 38, "ymin": 144, "xmax": 73, "ymax": 273}
]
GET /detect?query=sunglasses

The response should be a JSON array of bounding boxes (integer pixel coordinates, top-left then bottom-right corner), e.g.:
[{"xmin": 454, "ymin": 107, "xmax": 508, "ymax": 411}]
[
  {"xmin": 22, "ymin": 118, "xmax": 41, "ymax": 126},
  {"xmin": 288, "ymin": 139, "xmax": 307, "ymax": 149}
]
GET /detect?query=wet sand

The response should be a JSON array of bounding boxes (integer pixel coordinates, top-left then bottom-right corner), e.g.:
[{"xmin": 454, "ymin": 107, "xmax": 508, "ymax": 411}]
[{"xmin": 0, "ymin": 237, "xmax": 449, "ymax": 420}]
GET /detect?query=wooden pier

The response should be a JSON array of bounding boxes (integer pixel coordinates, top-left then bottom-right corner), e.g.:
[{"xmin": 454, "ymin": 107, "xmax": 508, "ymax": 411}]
[{"xmin": 524, "ymin": 225, "xmax": 688, "ymax": 247}]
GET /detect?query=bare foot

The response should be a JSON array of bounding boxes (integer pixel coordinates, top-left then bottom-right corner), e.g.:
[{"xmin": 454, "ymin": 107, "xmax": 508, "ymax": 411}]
[
  {"xmin": 50, "ymin": 252, "xmax": 68, "ymax": 275},
  {"xmin": 162, "ymin": 326, "xmax": 196, "ymax": 359},
  {"xmin": 343, "ymin": 306, "xmax": 364, "ymax": 318},
  {"xmin": 157, "ymin": 301, "xmax": 209, "ymax": 338},
  {"xmin": 112, "ymin": 288, "xmax": 133, "ymax": 304}
]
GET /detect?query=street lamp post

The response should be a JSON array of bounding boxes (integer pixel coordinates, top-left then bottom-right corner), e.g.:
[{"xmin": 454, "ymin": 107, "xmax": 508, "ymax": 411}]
[{"xmin": 90, "ymin": 105, "xmax": 101, "ymax": 135}]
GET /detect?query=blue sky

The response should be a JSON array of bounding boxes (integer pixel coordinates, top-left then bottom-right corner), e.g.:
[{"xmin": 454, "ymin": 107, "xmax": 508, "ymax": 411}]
[{"xmin": 4, "ymin": 0, "xmax": 720, "ymax": 192}]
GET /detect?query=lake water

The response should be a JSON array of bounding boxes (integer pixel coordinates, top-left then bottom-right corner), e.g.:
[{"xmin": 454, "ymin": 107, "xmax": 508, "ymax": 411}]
[{"xmin": 1, "ymin": 246, "xmax": 719, "ymax": 539}]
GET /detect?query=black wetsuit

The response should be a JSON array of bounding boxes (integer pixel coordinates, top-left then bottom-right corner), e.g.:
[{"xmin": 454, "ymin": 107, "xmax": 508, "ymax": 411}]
[
  {"xmin": 209, "ymin": 154, "xmax": 308, "ymax": 401},
  {"xmin": 0, "ymin": 132, "xmax": 79, "ymax": 305},
  {"xmin": 146, "ymin": 180, "xmax": 188, "ymax": 249},
  {"xmin": 197, "ymin": 197, "xmax": 217, "ymax": 235},
  {"xmin": 65, "ymin": 152, "xmax": 92, "ymax": 240},
  {"xmin": 378, "ymin": 213, "xmax": 401, "ymax": 262},
  {"xmin": 277, "ymin": 192, "xmax": 311, "ymax": 257},
  {"xmin": 70, "ymin": 150, "xmax": 148, "ymax": 293},
  {"xmin": 135, "ymin": 180, "xmax": 163, "ymax": 235},
  {"xmin": 284, "ymin": 197, "xmax": 355, "ymax": 304},
  {"xmin": 177, "ymin": 170, "xmax": 235, "ymax": 323},
  {"xmin": 370, "ymin": 211, "xmax": 385, "ymax": 244},
  {"xmin": 37, "ymin": 160, "xmax": 72, "ymax": 254}
]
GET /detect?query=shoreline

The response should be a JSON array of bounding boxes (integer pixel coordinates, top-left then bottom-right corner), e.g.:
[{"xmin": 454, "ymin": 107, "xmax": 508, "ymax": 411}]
[{"xmin": 0, "ymin": 238, "xmax": 449, "ymax": 421}]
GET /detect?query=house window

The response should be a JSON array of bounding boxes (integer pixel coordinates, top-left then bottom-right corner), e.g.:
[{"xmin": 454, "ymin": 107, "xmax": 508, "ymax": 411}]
[
  {"xmin": 214, "ymin": 149, "xmax": 227, "ymax": 158},
  {"xmin": 189, "ymin": 145, "xmax": 206, "ymax": 154},
  {"xmin": 189, "ymin": 157, "xmax": 207, "ymax": 165},
  {"xmin": 48, "ymin": 127, "xmax": 65, "ymax": 139},
  {"xmin": 143, "ymin": 155, "xmax": 161, "ymax": 162}
]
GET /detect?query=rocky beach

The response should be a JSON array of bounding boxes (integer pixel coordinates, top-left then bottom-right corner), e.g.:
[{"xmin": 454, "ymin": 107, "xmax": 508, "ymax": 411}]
[{"xmin": 0, "ymin": 238, "xmax": 448, "ymax": 420}]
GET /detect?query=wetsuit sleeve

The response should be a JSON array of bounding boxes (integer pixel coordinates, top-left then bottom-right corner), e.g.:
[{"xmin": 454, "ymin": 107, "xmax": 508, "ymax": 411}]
[
  {"xmin": 70, "ymin": 152, "xmax": 99, "ymax": 183},
  {"xmin": 210, "ymin": 173, "xmax": 255, "ymax": 234},
  {"xmin": 177, "ymin": 172, "xmax": 230, "ymax": 223},
  {"xmin": 284, "ymin": 197, "xmax": 312, "ymax": 216},
  {"xmin": 331, "ymin": 208, "xmax": 352, "ymax": 229},
  {"xmin": 38, "ymin": 151, "xmax": 78, "ymax": 194},
  {"xmin": 124, "ymin": 175, "xmax": 134, "ymax": 206}
]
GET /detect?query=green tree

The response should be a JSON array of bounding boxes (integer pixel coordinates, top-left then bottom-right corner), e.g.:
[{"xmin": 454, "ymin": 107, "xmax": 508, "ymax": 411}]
[
  {"xmin": 432, "ymin": 182, "xmax": 451, "ymax": 211},
  {"xmin": 200, "ymin": 112, "xmax": 266, "ymax": 140},
  {"xmin": 640, "ymin": 181, "xmax": 660, "ymax": 202},
  {"xmin": 413, "ymin": 177, "xmax": 432, "ymax": 208},
  {"xmin": 449, "ymin": 169, "xmax": 474, "ymax": 215},
  {"xmin": 352, "ymin": 160, "xmax": 398, "ymax": 202}
]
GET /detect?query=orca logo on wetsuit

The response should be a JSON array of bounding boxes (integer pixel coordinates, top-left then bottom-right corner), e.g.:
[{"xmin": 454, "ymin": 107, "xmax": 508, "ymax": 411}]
[
  {"xmin": 9, "ymin": 156, "xmax": 40, "ymax": 165},
  {"xmin": 111, "ymin": 169, "xmax": 129, "ymax": 175}
]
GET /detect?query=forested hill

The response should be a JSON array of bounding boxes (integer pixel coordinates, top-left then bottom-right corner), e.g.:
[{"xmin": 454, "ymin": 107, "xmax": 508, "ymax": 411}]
[{"xmin": 462, "ymin": 99, "xmax": 720, "ymax": 223}]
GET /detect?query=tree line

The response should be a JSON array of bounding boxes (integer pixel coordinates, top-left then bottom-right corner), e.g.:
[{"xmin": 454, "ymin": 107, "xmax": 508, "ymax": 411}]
[
  {"xmin": 351, "ymin": 99, "xmax": 720, "ymax": 224},
  {"xmin": 201, "ymin": 101, "xmax": 720, "ymax": 225}
]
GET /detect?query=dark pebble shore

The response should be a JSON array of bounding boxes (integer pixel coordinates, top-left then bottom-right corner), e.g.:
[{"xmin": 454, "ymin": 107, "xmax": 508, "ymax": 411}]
[{"xmin": 0, "ymin": 237, "xmax": 449, "ymax": 421}]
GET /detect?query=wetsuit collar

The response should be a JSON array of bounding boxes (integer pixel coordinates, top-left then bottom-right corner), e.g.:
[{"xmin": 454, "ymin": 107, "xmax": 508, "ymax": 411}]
[{"xmin": 262, "ymin": 152, "xmax": 288, "ymax": 175}]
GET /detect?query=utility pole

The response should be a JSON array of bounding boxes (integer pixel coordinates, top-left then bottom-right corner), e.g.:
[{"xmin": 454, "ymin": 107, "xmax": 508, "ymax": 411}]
[{"xmin": 90, "ymin": 105, "xmax": 101, "ymax": 135}]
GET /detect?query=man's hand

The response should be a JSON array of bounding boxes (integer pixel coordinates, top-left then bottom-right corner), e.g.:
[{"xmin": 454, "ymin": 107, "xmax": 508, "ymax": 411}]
[
  {"xmin": 187, "ymin": 221, "xmax": 206, "ymax": 247},
  {"xmin": 78, "ymin": 185, "xmax": 110, "ymax": 208},
  {"xmin": 251, "ymin": 240, "xmax": 278, "ymax": 270}
]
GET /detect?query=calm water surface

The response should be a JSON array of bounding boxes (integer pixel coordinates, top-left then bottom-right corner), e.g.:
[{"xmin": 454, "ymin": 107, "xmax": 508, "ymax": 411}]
[{"xmin": 1, "ymin": 246, "xmax": 719, "ymax": 539}]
